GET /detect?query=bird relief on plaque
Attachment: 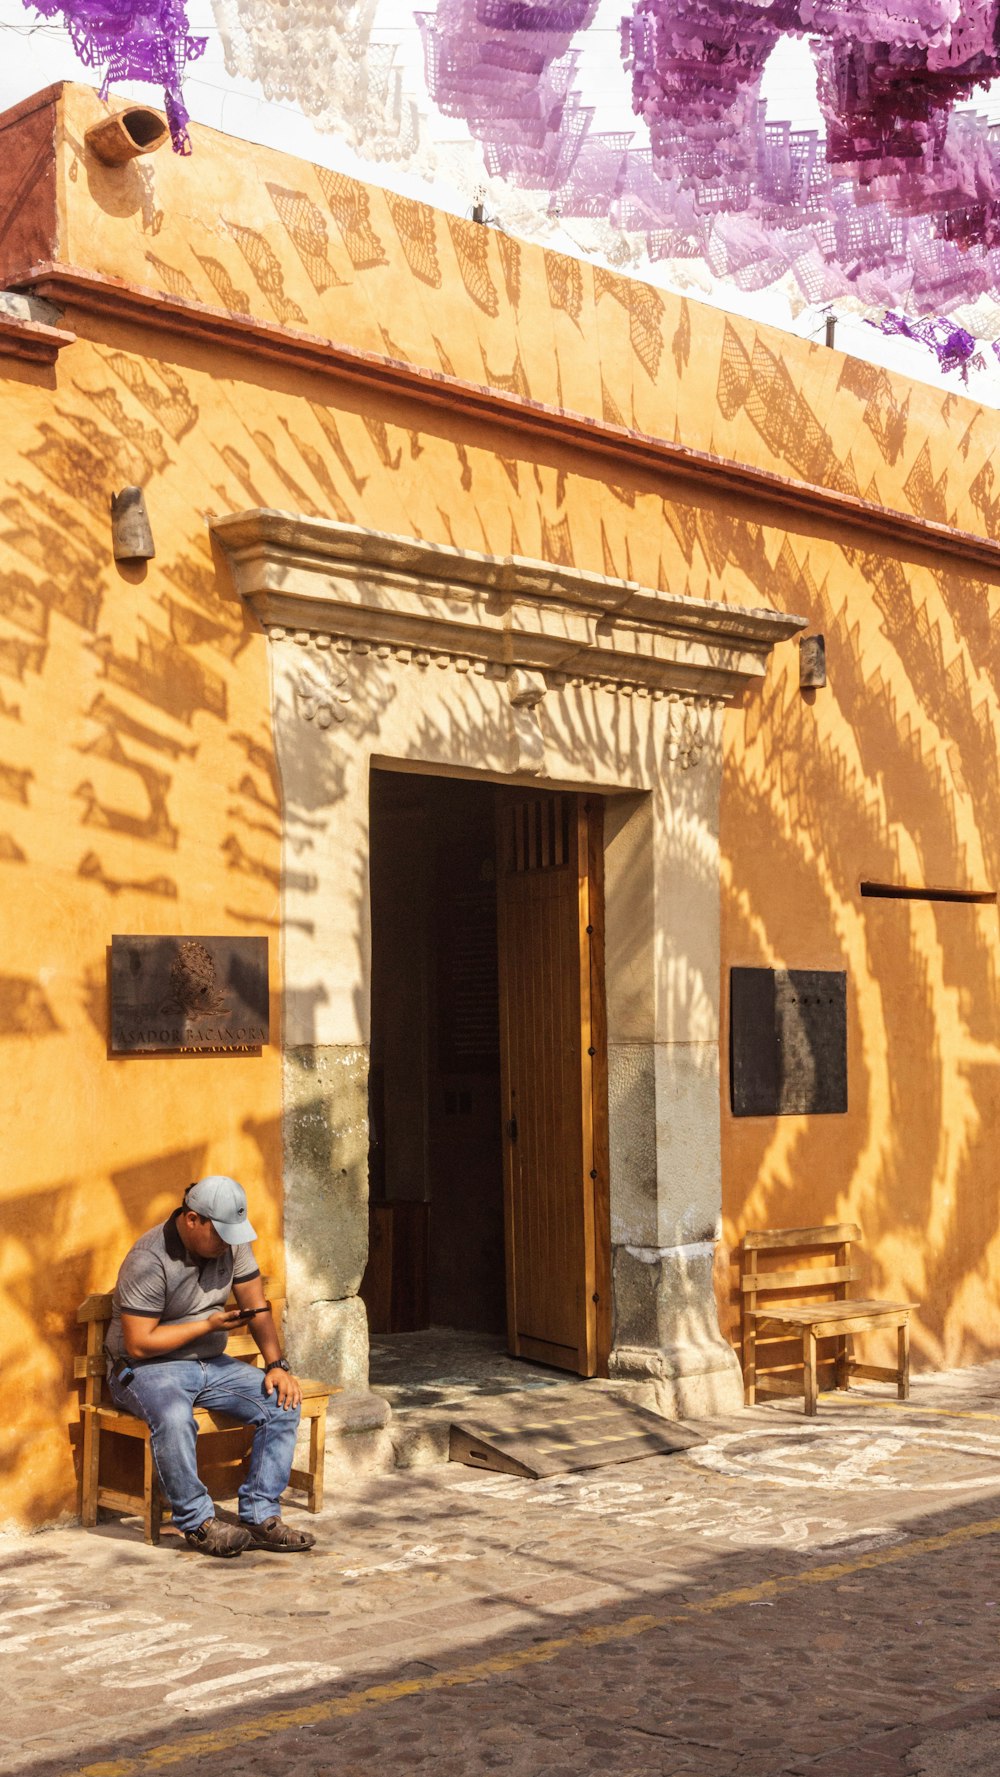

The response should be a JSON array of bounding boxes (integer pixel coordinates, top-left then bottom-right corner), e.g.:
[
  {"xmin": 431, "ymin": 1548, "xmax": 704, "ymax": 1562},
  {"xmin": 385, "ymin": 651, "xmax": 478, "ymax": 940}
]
[{"xmin": 110, "ymin": 935, "xmax": 269, "ymax": 1054}]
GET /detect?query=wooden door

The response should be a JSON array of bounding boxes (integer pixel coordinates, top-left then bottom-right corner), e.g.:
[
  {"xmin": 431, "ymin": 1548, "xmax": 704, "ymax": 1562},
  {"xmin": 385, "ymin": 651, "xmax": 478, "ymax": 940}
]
[{"xmin": 496, "ymin": 791, "xmax": 609, "ymax": 1377}]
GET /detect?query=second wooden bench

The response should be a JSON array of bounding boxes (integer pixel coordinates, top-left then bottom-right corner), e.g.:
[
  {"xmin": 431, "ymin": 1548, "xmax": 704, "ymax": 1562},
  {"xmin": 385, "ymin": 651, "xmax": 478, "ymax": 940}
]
[{"xmin": 740, "ymin": 1223, "xmax": 917, "ymax": 1416}]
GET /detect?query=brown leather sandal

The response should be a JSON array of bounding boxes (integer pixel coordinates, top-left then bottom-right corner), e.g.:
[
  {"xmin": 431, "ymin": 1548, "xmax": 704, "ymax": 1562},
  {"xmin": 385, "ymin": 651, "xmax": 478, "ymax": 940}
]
[
  {"xmin": 246, "ymin": 1515, "xmax": 316, "ymax": 1552},
  {"xmin": 185, "ymin": 1517, "xmax": 252, "ymax": 1558}
]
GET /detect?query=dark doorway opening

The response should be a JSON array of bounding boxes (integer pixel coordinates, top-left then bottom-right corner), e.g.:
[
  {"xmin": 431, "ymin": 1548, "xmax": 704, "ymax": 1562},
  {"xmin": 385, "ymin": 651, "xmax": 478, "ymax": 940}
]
[
  {"xmin": 362, "ymin": 769, "xmax": 506, "ymax": 1337},
  {"xmin": 362, "ymin": 767, "xmax": 611, "ymax": 1388}
]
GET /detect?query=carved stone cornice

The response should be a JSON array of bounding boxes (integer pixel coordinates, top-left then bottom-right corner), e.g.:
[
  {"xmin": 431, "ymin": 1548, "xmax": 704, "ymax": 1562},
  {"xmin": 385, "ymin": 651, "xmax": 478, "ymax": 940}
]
[
  {"xmin": 212, "ymin": 509, "xmax": 807, "ymax": 702},
  {"xmin": 277, "ymin": 628, "xmax": 721, "ymax": 770}
]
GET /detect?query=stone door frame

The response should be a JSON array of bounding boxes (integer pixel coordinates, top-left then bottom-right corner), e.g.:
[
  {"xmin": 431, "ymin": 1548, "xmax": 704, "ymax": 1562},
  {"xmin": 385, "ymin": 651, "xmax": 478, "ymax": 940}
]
[{"xmin": 215, "ymin": 511, "xmax": 806, "ymax": 1413}]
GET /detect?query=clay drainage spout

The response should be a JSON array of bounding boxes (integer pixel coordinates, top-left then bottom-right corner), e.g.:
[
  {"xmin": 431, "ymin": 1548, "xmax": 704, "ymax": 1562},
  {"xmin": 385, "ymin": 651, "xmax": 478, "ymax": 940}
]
[{"xmin": 85, "ymin": 107, "xmax": 171, "ymax": 166}]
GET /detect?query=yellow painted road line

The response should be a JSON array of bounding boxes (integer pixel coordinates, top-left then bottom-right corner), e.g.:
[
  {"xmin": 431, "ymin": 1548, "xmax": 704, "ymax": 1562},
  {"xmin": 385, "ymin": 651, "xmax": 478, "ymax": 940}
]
[{"xmin": 69, "ymin": 1511, "xmax": 1000, "ymax": 1777}]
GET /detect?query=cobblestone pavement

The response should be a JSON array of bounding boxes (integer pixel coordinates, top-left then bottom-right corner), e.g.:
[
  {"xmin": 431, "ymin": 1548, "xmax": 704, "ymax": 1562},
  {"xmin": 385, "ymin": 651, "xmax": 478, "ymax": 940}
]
[{"xmin": 6, "ymin": 1368, "xmax": 1000, "ymax": 1777}]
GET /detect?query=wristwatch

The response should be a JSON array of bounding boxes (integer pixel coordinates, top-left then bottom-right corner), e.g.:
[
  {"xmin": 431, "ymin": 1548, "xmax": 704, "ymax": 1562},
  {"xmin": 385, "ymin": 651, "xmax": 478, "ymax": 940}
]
[{"xmin": 264, "ymin": 1358, "xmax": 291, "ymax": 1375}]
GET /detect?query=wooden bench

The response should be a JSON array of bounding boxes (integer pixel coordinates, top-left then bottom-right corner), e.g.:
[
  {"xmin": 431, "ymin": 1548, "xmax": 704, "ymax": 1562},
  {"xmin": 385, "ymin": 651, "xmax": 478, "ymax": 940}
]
[
  {"xmin": 740, "ymin": 1224, "xmax": 917, "ymax": 1416},
  {"xmin": 77, "ymin": 1288, "xmax": 335, "ymax": 1543}
]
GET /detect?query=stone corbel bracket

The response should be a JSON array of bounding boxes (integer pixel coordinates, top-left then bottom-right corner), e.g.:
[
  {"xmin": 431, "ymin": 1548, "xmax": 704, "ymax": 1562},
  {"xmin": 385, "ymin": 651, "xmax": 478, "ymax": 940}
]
[
  {"xmin": 506, "ymin": 666, "xmax": 547, "ymax": 776},
  {"xmin": 0, "ymin": 293, "xmax": 75, "ymax": 366},
  {"xmin": 212, "ymin": 510, "xmax": 808, "ymax": 702}
]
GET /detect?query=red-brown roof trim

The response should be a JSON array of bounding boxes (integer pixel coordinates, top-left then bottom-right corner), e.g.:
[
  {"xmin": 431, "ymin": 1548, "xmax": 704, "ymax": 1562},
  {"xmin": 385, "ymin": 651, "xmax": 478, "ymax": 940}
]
[{"xmin": 20, "ymin": 259, "xmax": 1000, "ymax": 575}]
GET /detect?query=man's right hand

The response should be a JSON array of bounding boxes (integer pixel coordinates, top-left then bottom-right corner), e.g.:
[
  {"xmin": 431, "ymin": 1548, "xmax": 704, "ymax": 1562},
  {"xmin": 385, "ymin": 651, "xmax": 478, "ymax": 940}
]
[{"xmin": 207, "ymin": 1307, "xmax": 247, "ymax": 1334}]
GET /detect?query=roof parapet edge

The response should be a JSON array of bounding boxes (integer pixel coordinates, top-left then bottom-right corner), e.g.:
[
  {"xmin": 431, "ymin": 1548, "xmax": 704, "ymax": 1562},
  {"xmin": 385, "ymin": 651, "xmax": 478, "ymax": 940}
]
[{"xmin": 19, "ymin": 261, "xmax": 1000, "ymax": 576}]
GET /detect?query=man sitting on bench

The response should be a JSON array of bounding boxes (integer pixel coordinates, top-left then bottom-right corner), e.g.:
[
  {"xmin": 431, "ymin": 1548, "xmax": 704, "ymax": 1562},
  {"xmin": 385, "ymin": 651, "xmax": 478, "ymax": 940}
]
[{"xmin": 105, "ymin": 1175, "xmax": 315, "ymax": 1558}]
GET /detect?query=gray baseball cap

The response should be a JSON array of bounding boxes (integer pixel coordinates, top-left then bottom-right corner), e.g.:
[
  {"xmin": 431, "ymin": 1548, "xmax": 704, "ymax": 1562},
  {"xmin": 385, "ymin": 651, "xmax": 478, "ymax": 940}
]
[{"xmin": 185, "ymin": 1175, "xmax": 258, "ymax": 1244}]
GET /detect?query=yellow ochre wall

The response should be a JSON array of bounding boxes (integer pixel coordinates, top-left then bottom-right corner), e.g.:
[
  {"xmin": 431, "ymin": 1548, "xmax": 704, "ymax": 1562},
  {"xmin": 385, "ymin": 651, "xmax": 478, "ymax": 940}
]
[
  {"xmin": 1, "ymin": 82, "xmax": 999, "ymax": 1527},
  {"xmin": 0, "ymin": 347, "xmax": 285, "ymax": 1529},
  {"xmin": 717, "ymin": 490, "xmax": 1000, "ymax": 1372}
]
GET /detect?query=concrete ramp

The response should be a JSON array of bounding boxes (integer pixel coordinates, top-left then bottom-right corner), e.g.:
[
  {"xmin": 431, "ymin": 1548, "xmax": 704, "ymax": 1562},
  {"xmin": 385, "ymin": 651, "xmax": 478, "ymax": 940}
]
[{"xmin": 449, "ymin": 1391, "xmax": 702, "ymax": 1478}]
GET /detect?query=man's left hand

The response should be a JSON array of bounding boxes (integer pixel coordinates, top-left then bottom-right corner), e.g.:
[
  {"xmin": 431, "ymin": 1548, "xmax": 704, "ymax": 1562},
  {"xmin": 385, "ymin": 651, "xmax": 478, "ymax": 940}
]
[{"xmin": 265, "ymin": 1367, "xmax": 302, "ymax": 1409}]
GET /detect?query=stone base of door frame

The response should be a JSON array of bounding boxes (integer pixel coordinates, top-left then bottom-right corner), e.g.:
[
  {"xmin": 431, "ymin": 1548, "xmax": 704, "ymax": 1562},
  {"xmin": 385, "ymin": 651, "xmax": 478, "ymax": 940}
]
[
  {"xmin": 299, "ymin": 1389, "xmax": 398, "ymax": 1482},
  {"xmin": 608, "ymin": 1241, "xmax": 745, "ymax": 1417},
  {"xmin": 608, "ymin": 1348, "xmax": 744, "ymax": 1419}
]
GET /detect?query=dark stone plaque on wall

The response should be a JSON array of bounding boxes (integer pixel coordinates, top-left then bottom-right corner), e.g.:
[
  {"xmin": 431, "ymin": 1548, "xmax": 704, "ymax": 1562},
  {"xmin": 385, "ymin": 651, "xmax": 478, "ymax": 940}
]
[
  {"xmin": 730, "ymin": 968, "xmax": 847, "ymax": 1117},
  {"xmin": 110, "ymin": 936, "xmax": 269, "ymax": 1054}
]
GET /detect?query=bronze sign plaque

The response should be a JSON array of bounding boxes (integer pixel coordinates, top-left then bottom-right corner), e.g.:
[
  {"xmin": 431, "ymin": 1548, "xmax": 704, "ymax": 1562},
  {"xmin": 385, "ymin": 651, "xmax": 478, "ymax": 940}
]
[
  {"xmin": 730, "ymin": 968, "xmax": 847, "ymax": 1116},
  {"xmin": 111, "ymin": 936, "xmax": 269, "ymax": 1054}
]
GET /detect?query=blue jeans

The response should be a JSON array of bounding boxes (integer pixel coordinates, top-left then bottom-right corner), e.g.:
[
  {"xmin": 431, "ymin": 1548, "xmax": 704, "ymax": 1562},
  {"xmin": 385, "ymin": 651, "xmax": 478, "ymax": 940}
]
[{"xmin": 109, "ymin": 1356, "xmax": 301, "ymax": 1533}]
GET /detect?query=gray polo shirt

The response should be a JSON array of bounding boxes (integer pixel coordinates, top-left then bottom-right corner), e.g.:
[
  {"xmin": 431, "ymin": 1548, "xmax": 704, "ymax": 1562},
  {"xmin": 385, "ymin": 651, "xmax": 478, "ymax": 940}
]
[{"xmin": 106, "ymin": 1209, "xmax": 260, "ymax": 1364}]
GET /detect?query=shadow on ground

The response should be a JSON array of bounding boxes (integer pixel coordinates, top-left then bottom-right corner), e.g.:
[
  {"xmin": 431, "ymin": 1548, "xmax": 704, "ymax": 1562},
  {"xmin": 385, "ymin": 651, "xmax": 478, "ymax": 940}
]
[{"xmin": 7, "ymin": 1469, "xmax": 1000, "ymax": 1777}]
